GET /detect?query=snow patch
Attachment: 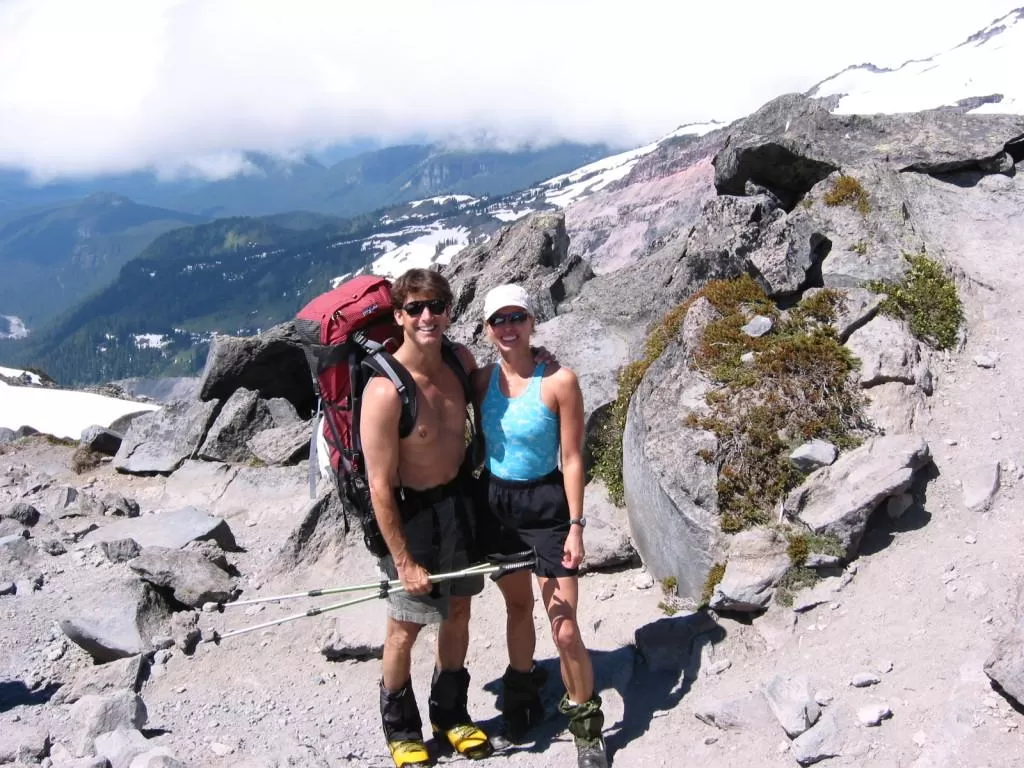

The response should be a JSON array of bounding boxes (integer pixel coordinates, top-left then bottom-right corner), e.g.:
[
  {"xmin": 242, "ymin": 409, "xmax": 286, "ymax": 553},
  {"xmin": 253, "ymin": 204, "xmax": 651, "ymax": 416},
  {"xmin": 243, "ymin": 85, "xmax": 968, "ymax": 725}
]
[
  {"xmin": 0, "ymin": 365, "xmax": 42, "ymax": 385},
  {"xmin": 0, "ymin": 315, "xmax": 29, "ymax": 340},
  {"xmin": 409, "ymin": 194, "xmax": 477, "ymax": 208},
  {"xmin": 810, "ymin": 9, "xmax": 1024, "ymax": 115},
  {"xmin": 0, "ymin": 379, "xmax": 159, "ymax": 439},
  {"xmin": 331, "ymin": 223, "xmax": 471, "ymax": 286},
  {"xmin": 133, "ymin": 333, "xmax": 170, "ymax": 350}
]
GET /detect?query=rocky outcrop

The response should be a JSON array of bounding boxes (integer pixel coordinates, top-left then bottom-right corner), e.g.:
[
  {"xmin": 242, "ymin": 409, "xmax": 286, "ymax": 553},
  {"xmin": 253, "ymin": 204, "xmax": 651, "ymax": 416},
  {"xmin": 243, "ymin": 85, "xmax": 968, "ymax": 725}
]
[
  {"xmin": 622, "ymin": 302, "xmax": 722, "ymax": 599},
  {"xmin": 715, "ymin": 94, "xmax": 1024, "ymax": 205},
  {"xmin": 444, "ymin": 211, "xmax": 594, "ymax": 347},
  {"xmin": 113, "ymin": 399, "xmax": 219, "ymax": 475},
  {"xmin": 128, "ymin": 547, "xmax": 238, "ymax": 608},
  {"xmin": 81, "ymin": 506, "xmax": 238, "ymax": 551},
  {"xmin": 197, "ymin": 322, "xmax": 315, "ymax": 416},
  {"xmin": 783, "ymin": 434, "xmax": 932, "ymax": 557},
  {"xmin": 59, "ymin": 575, "xmax": 174, "ymax": 663},
  {"xmin": 197, "ymin": 388, "xmax": 274, "ymax": 463}
]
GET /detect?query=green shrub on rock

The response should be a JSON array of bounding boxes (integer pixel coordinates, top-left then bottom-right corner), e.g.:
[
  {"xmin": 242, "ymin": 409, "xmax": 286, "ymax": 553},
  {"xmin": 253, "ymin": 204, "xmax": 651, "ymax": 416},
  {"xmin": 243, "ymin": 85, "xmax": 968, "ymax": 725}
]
[
  {"xmin": 867, "ymin": 252, "xmax": 963, "ymax": 350},
  {"xmin": 823, "ymin": 174, "xmax": 871, "ymax": 216}
]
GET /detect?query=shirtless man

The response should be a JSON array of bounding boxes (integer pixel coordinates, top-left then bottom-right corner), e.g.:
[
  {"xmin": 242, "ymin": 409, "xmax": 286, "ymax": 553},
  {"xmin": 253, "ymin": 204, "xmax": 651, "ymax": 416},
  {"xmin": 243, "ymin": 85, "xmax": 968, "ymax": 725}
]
[{"xmin": 360, "ymin": 268, "xmax": 491, "ymax": 768}]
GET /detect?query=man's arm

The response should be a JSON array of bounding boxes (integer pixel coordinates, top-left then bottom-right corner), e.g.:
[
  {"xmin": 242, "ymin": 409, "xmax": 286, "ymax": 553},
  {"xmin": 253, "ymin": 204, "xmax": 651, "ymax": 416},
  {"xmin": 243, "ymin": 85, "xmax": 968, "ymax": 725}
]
[
  {"xmin": 554, "ymin": 368, "xmax": 586, "ymax": 569},
  {"xmin": 360, "ymin": 377, "xmax": 431, "ymax": 594}
]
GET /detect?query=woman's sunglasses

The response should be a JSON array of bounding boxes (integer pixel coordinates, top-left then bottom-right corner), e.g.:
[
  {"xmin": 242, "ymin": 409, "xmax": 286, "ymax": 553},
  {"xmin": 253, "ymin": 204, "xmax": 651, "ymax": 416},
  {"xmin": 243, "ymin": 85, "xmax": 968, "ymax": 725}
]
[
  {"xmin": 402, "ymin": 299, "xmax": 449, "ymax": 316},
  {"xmin": 488, "ymin": 311, "xmax": 530, "ymax": 327}
]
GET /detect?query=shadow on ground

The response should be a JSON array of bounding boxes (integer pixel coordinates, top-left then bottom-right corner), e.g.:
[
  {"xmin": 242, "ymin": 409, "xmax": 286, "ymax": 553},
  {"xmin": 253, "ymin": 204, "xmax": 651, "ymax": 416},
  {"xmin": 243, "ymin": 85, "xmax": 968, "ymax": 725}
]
[
  {"xmin": 0, "ymin": 680, "xmax": 62, "ymax": 712},
  {"xmin": 476, "ymin": 612, "xmax": 725, "ymax": 763}
]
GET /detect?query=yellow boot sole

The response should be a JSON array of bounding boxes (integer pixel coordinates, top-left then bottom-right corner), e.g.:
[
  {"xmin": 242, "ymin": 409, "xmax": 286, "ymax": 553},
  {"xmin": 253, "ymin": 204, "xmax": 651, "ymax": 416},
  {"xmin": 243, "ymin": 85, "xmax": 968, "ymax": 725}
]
[{"xmin": 433, "ymin": 723, "xmax": 494, "ymax": 760}]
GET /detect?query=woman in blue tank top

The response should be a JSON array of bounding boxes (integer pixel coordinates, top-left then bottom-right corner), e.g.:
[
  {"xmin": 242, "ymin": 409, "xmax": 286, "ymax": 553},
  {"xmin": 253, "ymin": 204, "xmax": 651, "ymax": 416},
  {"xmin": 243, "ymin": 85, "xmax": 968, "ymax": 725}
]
[{"xmin": 473, "ymin": 284, "xmax": 607, "ymax": 768}]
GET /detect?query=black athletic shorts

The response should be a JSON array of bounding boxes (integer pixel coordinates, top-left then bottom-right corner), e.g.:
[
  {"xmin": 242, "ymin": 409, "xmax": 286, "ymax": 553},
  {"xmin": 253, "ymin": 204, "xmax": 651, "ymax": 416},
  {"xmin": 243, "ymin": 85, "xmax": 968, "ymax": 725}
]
[{"xmin": 474, "ymin": 468, "xmax": 577, "ymax": 579}]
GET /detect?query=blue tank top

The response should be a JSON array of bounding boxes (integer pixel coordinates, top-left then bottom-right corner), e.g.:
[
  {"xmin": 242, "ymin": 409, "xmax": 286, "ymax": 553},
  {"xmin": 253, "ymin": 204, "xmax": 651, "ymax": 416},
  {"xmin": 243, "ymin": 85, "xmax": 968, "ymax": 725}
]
[{"xmin": 481, "ymin": 363, "xmax": 559, "ymax": 481}]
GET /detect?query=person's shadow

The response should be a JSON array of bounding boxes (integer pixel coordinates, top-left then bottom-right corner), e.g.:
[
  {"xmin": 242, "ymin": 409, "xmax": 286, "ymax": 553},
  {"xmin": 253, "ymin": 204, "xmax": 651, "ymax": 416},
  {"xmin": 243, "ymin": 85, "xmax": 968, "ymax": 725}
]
[
  {"xmin": 476, "ymin": 611, "xmax": 725, "ymax": 763},
  {"xmin": 0, "ymin": 680, "xmax": 62, "ymax": 712}
]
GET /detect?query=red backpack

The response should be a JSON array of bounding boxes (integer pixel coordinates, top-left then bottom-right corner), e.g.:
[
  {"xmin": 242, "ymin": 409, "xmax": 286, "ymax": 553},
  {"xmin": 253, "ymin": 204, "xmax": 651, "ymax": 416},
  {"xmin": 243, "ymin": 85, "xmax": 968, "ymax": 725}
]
[{"xmin": 294, "ymin": 274, "xmax": 474, "ymax": 557}]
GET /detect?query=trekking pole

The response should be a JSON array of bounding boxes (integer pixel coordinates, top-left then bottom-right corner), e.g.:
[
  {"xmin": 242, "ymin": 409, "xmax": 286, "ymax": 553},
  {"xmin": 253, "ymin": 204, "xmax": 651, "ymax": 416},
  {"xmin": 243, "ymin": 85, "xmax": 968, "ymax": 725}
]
[
  {"xmin": 202, "ymin": 553, "xmax": 536, "ymax": 644},
  {"xmin": 206, "ymin": 552, "xmax": 535, "ymax": 612}
]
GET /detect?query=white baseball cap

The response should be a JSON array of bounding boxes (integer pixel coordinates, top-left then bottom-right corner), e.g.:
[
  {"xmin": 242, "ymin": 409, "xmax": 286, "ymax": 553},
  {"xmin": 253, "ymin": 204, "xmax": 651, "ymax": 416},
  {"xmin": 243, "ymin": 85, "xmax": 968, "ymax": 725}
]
[{"xmin": 482, "ymin": 284, "xmax": 534, "ymax": 321}]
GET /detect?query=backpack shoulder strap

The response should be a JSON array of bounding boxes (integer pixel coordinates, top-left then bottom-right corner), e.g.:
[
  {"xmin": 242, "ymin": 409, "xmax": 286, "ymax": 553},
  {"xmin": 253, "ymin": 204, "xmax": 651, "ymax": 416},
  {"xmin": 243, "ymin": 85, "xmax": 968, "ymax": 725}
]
[
  {"xmin": 441, "ymin": 336, "xmax": 473, "ymax": 403},
  {"xmin": 361, "ymin": 349, "xmax": 418, "ymax": 439}
]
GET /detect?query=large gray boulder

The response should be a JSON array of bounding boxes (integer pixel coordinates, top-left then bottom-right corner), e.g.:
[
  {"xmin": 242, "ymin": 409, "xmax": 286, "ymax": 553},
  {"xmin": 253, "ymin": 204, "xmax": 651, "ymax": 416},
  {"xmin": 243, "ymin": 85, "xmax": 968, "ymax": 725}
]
[
  {"xmin": 530, "ymin": 313, "xmax": 631, "ymax": 428},
  {"xmin": 59, "ymin": 576, "xmax": 174, "ymax": 663},
  {"xmin": 128, "ymin": 547, "xmax": 238, "ymax": 608},
  {"xmin": 783, "ymin": 434, "xmax": 932, "ymax": 557},
  {"xmin": 197, "ymin": 388, "xmax": 274, "ymax": 463},
  {"xmin": 444, "ymin": 211, "xmax": 594, "ymax": 347},
  {"xmin": 113, "ymin": 399, "xmax": 219, "ymax": 475},
  {"xmin": 81, "ymin": 506, "xmax": 237, "ymax": 551},
  {"xmin": 197, "ymin": 321, "xmax": 315, "ymax": 416},
  {"xmin": 622, "ymin": 315, "xmax": 722, "ymax": 599}
]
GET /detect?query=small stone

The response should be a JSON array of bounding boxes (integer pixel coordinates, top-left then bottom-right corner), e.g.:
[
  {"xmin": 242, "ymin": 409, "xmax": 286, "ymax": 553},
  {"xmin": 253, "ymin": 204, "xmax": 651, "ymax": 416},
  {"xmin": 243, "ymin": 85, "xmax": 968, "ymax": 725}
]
[
  {"xmin": 704, "ymin": 735, "xmax": 719, "ymax": 745},
  {"xmin": 982, "ymin": 615, "xmax": 994, "ymax": 624},
  {"xmin": 913, "ymin": 730, "xmax": 928, "ymax": 747},
  {"xmin": 741, "ymin": 315, "xmax": 773, "ymax": 338},
  {"xmin": 945, "ymin": 439, "xmax": 958, "ymax": 446},
  {"xmin": 46, "ymin": 641, "xmax": 67, "ymax": 661},
  {"xmin": 973, "ymin": 352, "xmax": 999, "ymax": 369},
  {"xmin": 879, "ymin": 660, "xmax": 894, "ymax": 673},
  {"xmin": 210, "ymin": 742, "xmax": 234, "ymax": 756},
  {"xmin": 633, "ymin": 571, "xmax": 655, "ymax": 590},
  {"xmin": 596, "ymin": 588, "xmax": 615, "ymax": 601},
  {"xmin": 991, "ymin": 432, "xmax": 1002, "ymax": 441},
  {"xmin": 777, "ymin": 741, "xmax": 790, "ymax": 754},
  {"xmin": 814, "ymin": 690, "xmax": 835, "ymax": 706},
  {"xmin": 858, "ymin": 703, "xmax": 892, "ymax": 726},
  {"xmin": 965, "ymin": 535, "xmax": 977, "ymax": 544},
  {"xmin": 740, "ymin": 352, "xmax": 756, "ymax": 365},
  {"xmin": 849, "ymin": 672, "xmax": 881, "ymax": 688}
]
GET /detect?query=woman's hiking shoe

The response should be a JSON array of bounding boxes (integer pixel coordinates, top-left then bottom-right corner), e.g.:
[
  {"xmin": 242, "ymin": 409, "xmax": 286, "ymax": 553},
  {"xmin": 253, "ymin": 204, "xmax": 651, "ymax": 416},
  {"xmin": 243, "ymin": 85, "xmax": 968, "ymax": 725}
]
[
  {"xmin": 431, "ymin": 722, "xmax": 494, "ymax": 760},
  {"xmin": 573, "ymin": 736, "xmax": 609, "ymax": 768},
  {"xmin": 387, "ymin": 738, "xmax": 434, "ymax": 767},
  {"xmin": 558, "ymin": 692, "xmax": 608, "ymax": 768},
  {"xmin": 500, "ymin": 663, "xmax": 547, "ymax": 742}
]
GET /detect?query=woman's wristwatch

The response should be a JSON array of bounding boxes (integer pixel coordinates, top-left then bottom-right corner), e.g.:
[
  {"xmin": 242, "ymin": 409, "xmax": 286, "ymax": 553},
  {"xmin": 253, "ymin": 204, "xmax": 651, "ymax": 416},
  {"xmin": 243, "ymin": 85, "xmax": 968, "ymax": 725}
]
[{"xmin": 569, "ymin": 517, "xmax": 587, "ymax": 528}]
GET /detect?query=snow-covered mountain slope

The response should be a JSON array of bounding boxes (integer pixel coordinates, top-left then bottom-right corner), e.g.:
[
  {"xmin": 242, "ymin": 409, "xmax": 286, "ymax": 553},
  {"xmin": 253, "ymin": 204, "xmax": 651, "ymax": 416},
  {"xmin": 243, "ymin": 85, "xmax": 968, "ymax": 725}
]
[
  {"xmin": 808, "ymin": 8, "xmax": 1024, "ymax": 115},
  {"xmin": 0, "ymin": 377, "xmax": 159, "ymax": 438}
]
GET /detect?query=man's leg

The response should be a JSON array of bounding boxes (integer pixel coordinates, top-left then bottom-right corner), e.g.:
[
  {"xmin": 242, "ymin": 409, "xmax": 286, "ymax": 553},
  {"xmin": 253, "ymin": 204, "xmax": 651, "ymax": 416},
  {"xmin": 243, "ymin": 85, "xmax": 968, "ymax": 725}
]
[
  {"xmin": 429, "ymin": 595, "xmax": 492, "ymax": 759},
  {"xmin": 539, "ymin": 576, "xmax": 607, "ymax": 768},
  {"xmin": 381, "ymin": 618, "xmax": 432, "ymax": 767}
]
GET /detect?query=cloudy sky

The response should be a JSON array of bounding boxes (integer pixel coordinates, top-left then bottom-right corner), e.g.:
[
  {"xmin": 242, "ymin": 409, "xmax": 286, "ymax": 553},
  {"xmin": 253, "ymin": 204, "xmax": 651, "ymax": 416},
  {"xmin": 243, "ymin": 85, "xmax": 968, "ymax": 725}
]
[{"xmin": 0, "ymin": 0, "xmax": 1019, "ymax": 180}]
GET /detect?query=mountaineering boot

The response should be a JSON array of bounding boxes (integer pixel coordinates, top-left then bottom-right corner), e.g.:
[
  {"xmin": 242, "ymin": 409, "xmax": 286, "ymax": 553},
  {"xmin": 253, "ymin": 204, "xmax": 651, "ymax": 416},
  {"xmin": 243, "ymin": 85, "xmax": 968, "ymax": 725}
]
[
  {"xmin": 428, "ymin": 667, "xmax": 493, "ymax": 760},
  {"xmin": 558, "ymin": 692, "xmax": 608, "ymax": 768},
  {"xmin": 380, "ymin": 679, "xmax": 432, "ymax": 767},
  {"xmin": 499, "ymin": 663, "xmax": 546, "ymax": 742}
]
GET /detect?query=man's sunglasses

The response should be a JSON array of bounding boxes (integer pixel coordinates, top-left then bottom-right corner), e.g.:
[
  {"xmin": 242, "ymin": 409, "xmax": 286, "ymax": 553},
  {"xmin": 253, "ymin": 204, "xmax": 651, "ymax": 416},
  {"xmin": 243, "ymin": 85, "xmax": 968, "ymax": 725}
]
[
  {"xmin": 488, "ymin": 311, "xmax": 530, "ymax": 327},
  {"xmin": 402, "ymin": 299, "xmax": 449, "ymax": 316}
]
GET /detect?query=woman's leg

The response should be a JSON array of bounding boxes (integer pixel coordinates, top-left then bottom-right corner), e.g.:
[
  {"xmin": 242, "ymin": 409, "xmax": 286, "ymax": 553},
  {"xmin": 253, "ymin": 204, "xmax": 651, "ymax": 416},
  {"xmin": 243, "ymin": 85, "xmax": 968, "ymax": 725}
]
[
  {"xmin": 497, "ymin": 569, "xmax": 536, "ymax": 672},
  {"xmin": 537, "ymin": 575, "xmax": 593, "ymax": 704}
]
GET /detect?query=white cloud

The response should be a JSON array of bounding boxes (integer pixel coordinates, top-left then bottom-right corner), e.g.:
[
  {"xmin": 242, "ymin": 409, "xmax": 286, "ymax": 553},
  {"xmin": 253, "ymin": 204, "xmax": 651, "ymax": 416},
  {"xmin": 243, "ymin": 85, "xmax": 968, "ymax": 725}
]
[{"xmin": 0, "ymin": 0, "xmax": 1019, "ymax": 179}]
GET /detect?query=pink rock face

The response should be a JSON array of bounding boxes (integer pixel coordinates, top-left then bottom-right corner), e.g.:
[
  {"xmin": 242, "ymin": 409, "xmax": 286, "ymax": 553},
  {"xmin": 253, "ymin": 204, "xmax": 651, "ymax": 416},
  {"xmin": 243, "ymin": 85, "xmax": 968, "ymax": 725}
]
[{"xmin": 565, "ymin": 156, "xmax": 718, "ymax": 274}]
